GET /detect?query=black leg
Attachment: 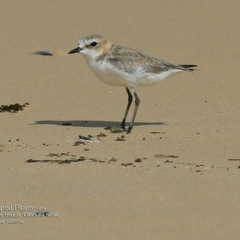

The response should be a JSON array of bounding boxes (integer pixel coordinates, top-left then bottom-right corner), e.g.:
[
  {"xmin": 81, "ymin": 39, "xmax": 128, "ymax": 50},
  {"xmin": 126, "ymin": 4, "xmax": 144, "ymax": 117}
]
[
  {"xmin": 120, "ymin": 88, "xmax": 133, "ymax": 129},
  {"xmin": 127, "ymin": 90, "xmax": 140, "ymax": 134}
]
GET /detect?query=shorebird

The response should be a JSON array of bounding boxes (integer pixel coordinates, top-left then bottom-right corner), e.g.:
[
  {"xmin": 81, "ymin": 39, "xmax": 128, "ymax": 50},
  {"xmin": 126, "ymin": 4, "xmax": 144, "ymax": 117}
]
[{"xmin": 68, "ymin": 34, "xmax": 197, "ymax": 133}]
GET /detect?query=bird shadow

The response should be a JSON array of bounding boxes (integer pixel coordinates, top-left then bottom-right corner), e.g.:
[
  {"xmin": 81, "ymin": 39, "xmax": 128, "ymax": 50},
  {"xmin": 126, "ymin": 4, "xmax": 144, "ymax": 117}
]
[{"xmin": 33, "ymin": 120, "xmax": 166, "ymax": 128}]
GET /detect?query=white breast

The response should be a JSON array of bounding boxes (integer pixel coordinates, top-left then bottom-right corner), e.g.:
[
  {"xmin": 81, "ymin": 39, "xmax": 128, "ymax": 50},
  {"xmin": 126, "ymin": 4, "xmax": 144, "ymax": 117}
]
[
  {"xmin": 86, "ymin": 59, "xmax": 137, "ymax": 87},
  {"xmin": 85, "ymin": 58, "xmax": 183, "ymax": 88}
]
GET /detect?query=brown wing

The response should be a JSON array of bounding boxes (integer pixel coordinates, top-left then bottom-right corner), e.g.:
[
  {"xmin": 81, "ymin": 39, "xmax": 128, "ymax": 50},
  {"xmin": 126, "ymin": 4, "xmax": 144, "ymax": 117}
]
[{"xmin": 106, "ymin": 44, "xmax": 191, "ymax": 75}]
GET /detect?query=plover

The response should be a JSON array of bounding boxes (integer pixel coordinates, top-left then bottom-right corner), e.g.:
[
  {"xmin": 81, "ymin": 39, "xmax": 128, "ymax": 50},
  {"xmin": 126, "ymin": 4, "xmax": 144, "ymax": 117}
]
[{"xmin": 68, "ymin": 34, "xmax": 197, "ymax": 133}]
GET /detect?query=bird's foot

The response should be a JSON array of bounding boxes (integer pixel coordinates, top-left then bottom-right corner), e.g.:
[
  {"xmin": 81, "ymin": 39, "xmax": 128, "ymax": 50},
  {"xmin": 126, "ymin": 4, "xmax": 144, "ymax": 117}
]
[
  {"xmin": 126, "ymin": 125, "xmax": 133, "ymax": 134},
  {"xmin": 104, "ymin": 126, "xmax": 127, "ymax": 133},
  {"xmin": 105, "ymin": 125, "xmax": 133, "ymax": 134}
]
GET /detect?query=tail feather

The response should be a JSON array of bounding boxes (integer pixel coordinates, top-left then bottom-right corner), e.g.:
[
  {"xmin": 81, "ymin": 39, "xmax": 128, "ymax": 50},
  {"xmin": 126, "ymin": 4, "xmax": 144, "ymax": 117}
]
[{"xmin": 179, "ymin": 64, "xmax": 197, "ymax": 71}]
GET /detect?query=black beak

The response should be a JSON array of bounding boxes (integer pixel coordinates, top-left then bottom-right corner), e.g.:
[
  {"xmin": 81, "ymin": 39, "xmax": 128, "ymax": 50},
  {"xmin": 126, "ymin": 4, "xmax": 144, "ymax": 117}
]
[{"xmin": 68, "ymin": 47, "xmax": 81, "ymax": 54}]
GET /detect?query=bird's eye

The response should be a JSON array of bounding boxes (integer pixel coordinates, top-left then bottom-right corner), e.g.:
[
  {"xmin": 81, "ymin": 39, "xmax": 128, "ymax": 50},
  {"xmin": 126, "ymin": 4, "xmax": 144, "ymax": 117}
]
[{"xmin": 90, "ymin": 41, "xmax": 97, "ymax": 47}]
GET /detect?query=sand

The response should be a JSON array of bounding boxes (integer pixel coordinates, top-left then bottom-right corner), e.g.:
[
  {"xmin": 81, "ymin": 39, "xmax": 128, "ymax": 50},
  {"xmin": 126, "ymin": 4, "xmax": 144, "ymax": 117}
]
[{"xmin": 1, "ymin": 0, "xmax": 240, "ymax": 239}]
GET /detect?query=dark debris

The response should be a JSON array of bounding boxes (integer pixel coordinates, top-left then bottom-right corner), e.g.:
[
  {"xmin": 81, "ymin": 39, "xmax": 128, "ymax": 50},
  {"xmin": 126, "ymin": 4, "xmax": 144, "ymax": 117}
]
[
  {"xmin": 0, "ymin": 102, "xmax": 29, "ymax": 113},
  {"xmin": 155, "ymin": 154, "xmax": 179, "ymax": 158},
  {"xmin": 115, "ymin": 135, "xmax": 126, "ymax": 141},
  {"xmin": 26, "ymin": 156, "xmax": 104, "ymax": 164}
]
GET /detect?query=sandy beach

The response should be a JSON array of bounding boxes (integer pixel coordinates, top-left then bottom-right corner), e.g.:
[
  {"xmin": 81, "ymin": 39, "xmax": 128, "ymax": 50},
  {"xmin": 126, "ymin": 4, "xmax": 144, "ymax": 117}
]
[{"xmin": 1, "ymin": 0, "xmax": 240, "ymax": 239}]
